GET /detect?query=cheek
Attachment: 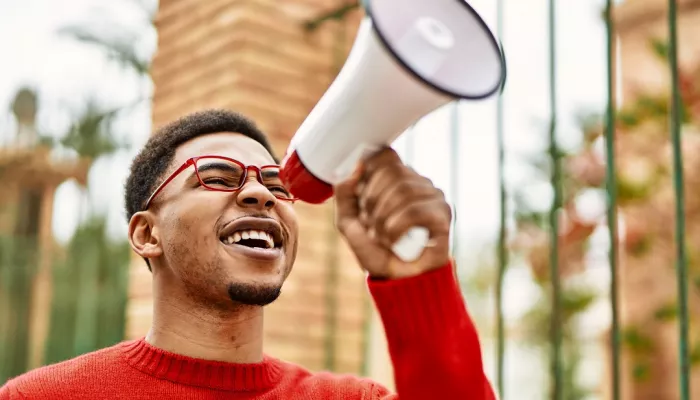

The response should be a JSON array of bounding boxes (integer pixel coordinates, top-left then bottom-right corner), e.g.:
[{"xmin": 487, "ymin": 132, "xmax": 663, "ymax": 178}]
[
  {"xmin": 277, "ymin": 204, "xmax": 299, "ymax": 242},
  {"xmin": 161, "ymin": 201, "xmax": 219, "ymax": 256}
]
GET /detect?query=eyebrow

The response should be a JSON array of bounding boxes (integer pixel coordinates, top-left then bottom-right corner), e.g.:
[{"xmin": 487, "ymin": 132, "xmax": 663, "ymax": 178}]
[
  {"xmin": 261, "ymin": 169, "xmax": 279, "ymax": 179},
  {"xmin": 196, "ymin": 162, "xmax": 240, "ymax": 174},
  {"xmin": 186, "ymin": 162, "xmax": 241, "ymax": 183}
]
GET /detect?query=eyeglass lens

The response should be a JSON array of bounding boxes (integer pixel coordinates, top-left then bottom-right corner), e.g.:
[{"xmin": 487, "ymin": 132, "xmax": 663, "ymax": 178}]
[{"xmin": 194, "ymin": 157, "xmax": 293, "ymax": 199}]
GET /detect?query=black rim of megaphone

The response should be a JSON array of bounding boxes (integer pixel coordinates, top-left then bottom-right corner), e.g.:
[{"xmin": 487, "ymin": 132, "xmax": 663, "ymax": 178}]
[{"xmin": 362, "ymin": 0, "xmax": 507, "ymax": 100}]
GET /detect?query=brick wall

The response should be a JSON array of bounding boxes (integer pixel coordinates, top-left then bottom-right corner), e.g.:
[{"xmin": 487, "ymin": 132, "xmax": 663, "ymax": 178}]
[
  {"xmin": 615, "ymin": 0, "xmax": 700, "ymax": 105},
  {"xmin": 126, "ymin": 0, "xmax": 380, "ymax": 377}
]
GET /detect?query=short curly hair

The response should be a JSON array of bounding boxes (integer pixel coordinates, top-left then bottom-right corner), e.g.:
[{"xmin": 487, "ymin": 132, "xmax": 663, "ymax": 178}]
[{"xmin": 124, "ymin": 109, "xmax": 277, "ymax": 223}]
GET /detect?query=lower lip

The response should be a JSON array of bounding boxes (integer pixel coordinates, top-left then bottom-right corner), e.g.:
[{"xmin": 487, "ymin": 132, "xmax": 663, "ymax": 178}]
[{"xmin": 222, "ymin": 242, "xmax": 283, "ymax": 261}]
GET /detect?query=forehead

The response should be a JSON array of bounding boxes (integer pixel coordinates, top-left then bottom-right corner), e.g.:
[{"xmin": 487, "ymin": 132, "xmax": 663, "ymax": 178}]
[{"xmin": 173, "ymin": 132, "xmax": 276, "ymax": 166}]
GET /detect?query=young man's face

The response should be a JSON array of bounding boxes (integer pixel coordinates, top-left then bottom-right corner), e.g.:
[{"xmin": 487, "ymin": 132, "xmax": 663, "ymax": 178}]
[{"xmin": 149, "ymin": 132, "xmax": 298, "ymax": 308}]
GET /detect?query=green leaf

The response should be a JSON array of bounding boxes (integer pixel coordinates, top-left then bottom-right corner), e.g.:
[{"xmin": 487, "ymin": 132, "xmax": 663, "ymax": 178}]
[
  {"xmin": 621, "ymin": 327, "xmax": 655, "ymax": 354},
  {"xmin": 629, "ymin": 234, "xmax": 653, "ymax": 257},
  {"xmin": 632, "ymin": 362, "xmax": 652, "ymax": 382},
  {"xmin": 616, "ymin": 174, "xmax": 653, "ymax": 202},
  {"xmin": 653, "ymin": 302, "xmax": 678, "ymax": 321},
  {"xmin": 690, "ymin": 342, "xmax": 700, "ymax": 366},
  {"xmin": 58, "ymin": 100, "xmax": 126, "ymax": 159},
  {"xmin": 57, "ymin": 26, "xmax": 150, "ymax": 75},
  {"xmin": 649, "ymin": 38, "xmax": 669, "ymax": 62}
]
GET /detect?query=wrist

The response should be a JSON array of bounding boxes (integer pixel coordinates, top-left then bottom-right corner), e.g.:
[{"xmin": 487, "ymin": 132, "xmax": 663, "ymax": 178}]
[
  {"xmin": 367, "ymin": 260, "xmax": 470, "ymax": 340},
  {"xmin": 366, "ymin": 257, "xmax": 452, "ymax": 280}
]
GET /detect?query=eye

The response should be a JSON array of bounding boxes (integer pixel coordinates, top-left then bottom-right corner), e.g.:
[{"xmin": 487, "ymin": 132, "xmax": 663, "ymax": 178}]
[
  {"xmin": 203, "ymin": 178, "xmax": 238, "ymax": 188},
  {"xmin": 269, "ymin": 186, "xmax": 292, "ymax": 197}
]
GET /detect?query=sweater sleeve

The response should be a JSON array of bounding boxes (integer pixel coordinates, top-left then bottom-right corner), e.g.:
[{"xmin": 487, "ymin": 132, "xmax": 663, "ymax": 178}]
[
  {"xmin": 367, "ymin": 261, "xmax": 495, "ymax": 400},
  {"xmin": 0, "ymin": 382, "xmax": 13, "ymax": 400}
]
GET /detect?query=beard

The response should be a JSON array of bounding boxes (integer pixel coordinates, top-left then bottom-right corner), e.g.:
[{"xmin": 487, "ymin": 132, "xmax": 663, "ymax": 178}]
[{"xmin": 227, "ymin": 282, "xmax": 282, "ymax": 306}]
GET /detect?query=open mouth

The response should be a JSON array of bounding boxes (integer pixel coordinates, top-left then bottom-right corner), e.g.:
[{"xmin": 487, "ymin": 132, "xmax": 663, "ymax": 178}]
[
  {"xmin": 221, "ymin": 229, "xmax": 278, "ymax": 249},
  {"xmin": 218, "ymin": 217, "xmax": 284, "ymax": 252}
]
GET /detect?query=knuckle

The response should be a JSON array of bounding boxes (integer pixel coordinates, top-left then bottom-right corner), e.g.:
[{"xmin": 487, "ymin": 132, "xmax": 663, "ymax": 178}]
[
  {"xmin": 362, "ymin": 193, "xmax": 378, "ymax": 213},
  {"xmin": 364, "ymin": 149, "xmax": 403, "ymax": 173},
  {"xmin": 393, "ymin": 180, "xmax": 416, "ymax": 196},
  {"xmin": 445, "ymin": 203, "xmax": 453, "ymax": 221},
  {"xmin": 407, "ymin": 203, "xmax": 424, "ymax": 218}
]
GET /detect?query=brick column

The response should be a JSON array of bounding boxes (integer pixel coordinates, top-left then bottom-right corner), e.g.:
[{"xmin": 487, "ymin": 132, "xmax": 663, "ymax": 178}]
[{"xmin": 127, "ymin": 0, "xmax": 374, "ymax": 375}]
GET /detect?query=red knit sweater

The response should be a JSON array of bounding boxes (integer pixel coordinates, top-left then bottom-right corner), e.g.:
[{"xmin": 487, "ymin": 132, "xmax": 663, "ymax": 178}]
[{"xmin": 1, "ymin": 263, "xmax": 494, "ymax": 399}]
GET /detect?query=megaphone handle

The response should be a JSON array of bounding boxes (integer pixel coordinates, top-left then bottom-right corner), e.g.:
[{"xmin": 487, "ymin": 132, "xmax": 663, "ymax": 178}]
[{"xmin": 391, "ymin": 226, "xmax": 430, "ymax": 263}]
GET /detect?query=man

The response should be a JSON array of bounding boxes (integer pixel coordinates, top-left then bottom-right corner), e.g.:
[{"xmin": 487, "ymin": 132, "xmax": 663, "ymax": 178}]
[{"xmin": 1, "ymin": 109, "xmax": 494, "ymax": 399}]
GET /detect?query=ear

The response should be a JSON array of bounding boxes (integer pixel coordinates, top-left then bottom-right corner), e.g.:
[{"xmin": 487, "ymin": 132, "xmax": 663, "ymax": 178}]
[{"xmin": 128, "ymin": 211, "xmax": 163, "ymax": 260}]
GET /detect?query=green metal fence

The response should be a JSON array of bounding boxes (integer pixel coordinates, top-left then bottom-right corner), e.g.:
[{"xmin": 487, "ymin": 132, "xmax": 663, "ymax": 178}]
[
  {"xmin": 309, "ymin": 0, "xmax": 694, "ymax": 398},
  {"xmin": 316, "ymin": 0, "xmax": 694, "ymax": 398},
  {"xmin": 490, "ymin": 0, "xmax": 690, "ymax": 398}
]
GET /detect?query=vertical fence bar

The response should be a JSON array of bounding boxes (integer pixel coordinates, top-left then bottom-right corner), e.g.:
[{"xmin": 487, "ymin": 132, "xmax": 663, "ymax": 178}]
[
  {"xmin": 494, "ymin": 0, "xmax": 507, "ymax": 397},
  {"xmin": 547, "ymin": 0, "xmax": 563, "ymax": 398},
  {"xmin": 667, "ymin": 0, "xmax": 691, "ymax": 398},
  {"xmin": 604, "ymin": 1, "xmax": 621, "ymax": 400}
]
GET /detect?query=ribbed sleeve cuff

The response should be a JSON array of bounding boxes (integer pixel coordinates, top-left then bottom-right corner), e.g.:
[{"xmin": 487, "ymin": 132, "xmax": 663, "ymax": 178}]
[{"xmin": 367, "ymin": 262, "xmax": 472, "ymax": 349}]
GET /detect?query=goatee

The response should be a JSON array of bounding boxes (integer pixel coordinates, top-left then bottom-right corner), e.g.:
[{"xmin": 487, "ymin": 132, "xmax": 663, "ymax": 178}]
[{"xmin": 227, "ymin": 282, "xmax": 282, "ymax": 306}]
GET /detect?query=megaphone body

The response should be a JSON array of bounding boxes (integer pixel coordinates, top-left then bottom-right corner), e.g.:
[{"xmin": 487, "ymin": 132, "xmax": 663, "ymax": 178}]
[{"xmin": 280, "ymin": 0, "xmax": 506, "ymax": 262}]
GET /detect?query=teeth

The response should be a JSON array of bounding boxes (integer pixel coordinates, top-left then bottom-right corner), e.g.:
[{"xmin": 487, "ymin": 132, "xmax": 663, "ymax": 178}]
[{"xmin": 223, "ymin": 229, "xmax": 276, "ymax": 249}]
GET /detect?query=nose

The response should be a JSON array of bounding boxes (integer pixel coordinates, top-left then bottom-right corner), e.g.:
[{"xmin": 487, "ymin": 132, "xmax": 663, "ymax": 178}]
[{"xmin": 236, "ymin": 169, "xmax": 277, "ymax": 210}]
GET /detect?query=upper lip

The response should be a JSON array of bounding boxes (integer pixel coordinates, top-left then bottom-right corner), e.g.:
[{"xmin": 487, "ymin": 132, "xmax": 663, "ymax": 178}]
[{"xmin": 219, "ymin": 216, "xmax": 284, "ymax": 247}]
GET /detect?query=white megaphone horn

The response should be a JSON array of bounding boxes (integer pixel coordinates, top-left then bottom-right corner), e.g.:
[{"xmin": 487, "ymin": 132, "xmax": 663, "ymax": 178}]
[{"xmin": 280, "ymin": 0, "xmax": 506, "ymax": 263}]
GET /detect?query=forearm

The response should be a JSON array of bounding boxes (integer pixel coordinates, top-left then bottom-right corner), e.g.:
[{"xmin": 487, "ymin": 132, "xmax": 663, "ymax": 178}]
[{"xmin": 368, "ymin": 261, "xmax": 495, "ymax": 400}]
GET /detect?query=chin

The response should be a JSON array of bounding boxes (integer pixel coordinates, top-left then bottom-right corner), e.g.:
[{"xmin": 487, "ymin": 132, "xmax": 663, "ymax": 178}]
[{"xmin": 226, "ymin": 280, "xmax": 284, "ymax": 306}]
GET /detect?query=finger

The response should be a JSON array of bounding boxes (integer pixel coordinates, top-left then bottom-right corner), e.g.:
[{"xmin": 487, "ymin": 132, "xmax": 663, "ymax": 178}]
[
  {"xmin": 378, "ymin": 197, "xmax": 453, "ymax": 247},
  {"xmin": 333, "ymin": 166, "xmax": 363, "ymax": 228},
  {"xmin": 365, "ymin": 174, "xmax": 433, "ymax": 213},
  {"xmin": 359, "ymin": 161, "xmax": 415, "ymax": 214},
  {"xmin": 368, "ymin": 179, "xmax": 437, "ymax": 231},
  {"xmin": 360, "ymin": 147, "xmax": 404, "ymax": 181}
]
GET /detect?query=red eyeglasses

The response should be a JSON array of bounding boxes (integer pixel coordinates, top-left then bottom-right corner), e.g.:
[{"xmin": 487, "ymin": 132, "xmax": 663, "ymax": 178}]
[{"xmin": 144, "ymin": 155, "xmax": 297, "ymax": 210}]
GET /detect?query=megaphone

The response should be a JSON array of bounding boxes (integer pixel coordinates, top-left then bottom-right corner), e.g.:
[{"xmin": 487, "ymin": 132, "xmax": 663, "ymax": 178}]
[{"xmin": 280, "ymin": 0, "xmax": 506, "ymax": 262}]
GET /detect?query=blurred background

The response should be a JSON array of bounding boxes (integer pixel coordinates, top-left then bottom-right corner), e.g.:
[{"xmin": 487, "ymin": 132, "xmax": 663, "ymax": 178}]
[{"xmin": 1, "ymin": 0, "xmax": 699, "ymax": 398}]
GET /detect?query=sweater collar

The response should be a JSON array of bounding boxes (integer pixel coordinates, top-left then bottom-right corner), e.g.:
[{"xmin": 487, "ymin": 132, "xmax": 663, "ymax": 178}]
[{"xmin": 121, "ymin": 338, "xmax": 284, "ymax": 392}]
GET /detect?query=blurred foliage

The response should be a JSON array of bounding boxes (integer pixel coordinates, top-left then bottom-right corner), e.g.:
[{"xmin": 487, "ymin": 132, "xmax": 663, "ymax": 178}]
[
  {"xmin": 0, "ymin": 236, "xmax": 38, "ymax": 382},
  {"xmin": 511, "ymin": 34, "xmax": 700, "ymax": 397},
  {"xmin": 57, "ymin": 0, "xmax": 155, "ymax": 78},
  {"xmin": 38, "ymin": 100, "xmax": 127, "ymax": 159},
  {"xmin": 0, "ymin": 0, "xmax": 155, "ymax": 382},
  {"xmin": 0, "ymin": 97, "xmax": 132, "ymax": 383},
  {"xmin": 44, "ymin": 216, "xmax": 131, "ymax": 364},
  {"xmin": 58, "ymin": 26, "xmax": 151, "ymax": 76},
  {"xmin": 510, "ymin": 111, "xmax": 601, "ymax": 398}
]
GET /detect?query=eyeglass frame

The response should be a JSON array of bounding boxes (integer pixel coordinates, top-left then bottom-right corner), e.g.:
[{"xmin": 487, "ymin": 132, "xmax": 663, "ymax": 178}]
[{"xmin": 143, "ymin": 155, "xmax": 297, "ymax": 210}]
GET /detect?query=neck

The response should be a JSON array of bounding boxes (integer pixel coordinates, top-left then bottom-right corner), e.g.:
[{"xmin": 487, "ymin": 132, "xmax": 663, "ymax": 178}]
[{"xmin": 147, "ymin": 277, "xmax": 265, "ymax": 364}]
